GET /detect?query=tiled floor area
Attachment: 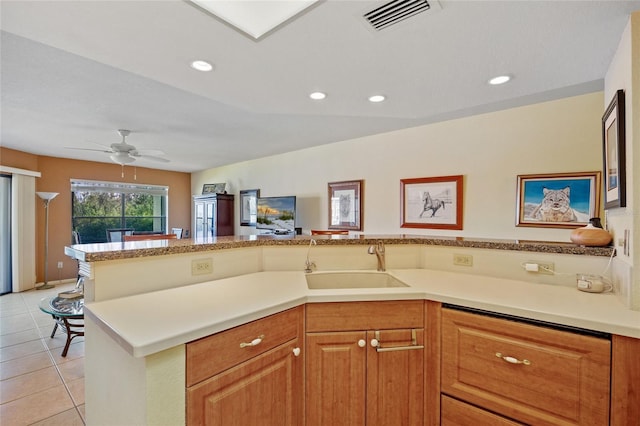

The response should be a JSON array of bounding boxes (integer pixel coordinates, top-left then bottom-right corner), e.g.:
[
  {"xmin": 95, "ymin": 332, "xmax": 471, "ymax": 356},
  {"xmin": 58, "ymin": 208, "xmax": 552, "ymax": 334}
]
[{"xmin": 0, "ymin": 283, "xmax": 85, "ymax": 425}]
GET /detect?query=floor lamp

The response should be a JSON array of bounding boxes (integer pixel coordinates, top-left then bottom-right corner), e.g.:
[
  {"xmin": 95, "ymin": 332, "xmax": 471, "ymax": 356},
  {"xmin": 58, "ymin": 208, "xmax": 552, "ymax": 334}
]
[{"xmin": 36, "ymin": 192, "xmax": 59, "ymax": 290}]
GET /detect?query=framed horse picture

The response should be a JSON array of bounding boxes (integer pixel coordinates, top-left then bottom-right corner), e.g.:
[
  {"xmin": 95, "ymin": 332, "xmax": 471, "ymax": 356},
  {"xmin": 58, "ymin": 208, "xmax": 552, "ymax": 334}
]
[{"xmin": 400, "ymin": 175, "xmax": 463, "ymax": 230}]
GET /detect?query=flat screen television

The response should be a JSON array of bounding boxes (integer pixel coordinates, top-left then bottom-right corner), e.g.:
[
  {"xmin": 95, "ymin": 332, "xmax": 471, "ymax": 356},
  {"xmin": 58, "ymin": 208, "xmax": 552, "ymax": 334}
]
[{"xmin": 256, "ymin": 196, "xmax": 296, "ymax": 235}]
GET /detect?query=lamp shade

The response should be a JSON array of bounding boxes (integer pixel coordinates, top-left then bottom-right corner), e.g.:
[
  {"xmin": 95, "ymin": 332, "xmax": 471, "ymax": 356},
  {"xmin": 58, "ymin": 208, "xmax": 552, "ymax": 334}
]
[{"xmin": 36, "ymin": 192, "xmax": 59, "ymax": 201}]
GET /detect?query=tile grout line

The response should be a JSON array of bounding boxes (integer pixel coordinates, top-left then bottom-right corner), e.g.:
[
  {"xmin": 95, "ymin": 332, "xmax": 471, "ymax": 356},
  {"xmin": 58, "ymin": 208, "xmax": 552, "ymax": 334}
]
[{"xmin": 21, "ymin": 287, "xmax": 87, "ymax": 425}]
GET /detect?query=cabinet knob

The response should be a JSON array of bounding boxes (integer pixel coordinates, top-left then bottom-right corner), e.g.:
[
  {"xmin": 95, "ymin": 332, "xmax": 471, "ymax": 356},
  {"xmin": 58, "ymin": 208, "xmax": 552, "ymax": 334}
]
[
  {"xmin": 292, "ymin": 347, "xmax": 301, "ymax": 357},
  {"xmin": 358, "ymin": 339, "xmax": 366, "ymax": 348},
  {"xmin": 240, "ymin": 335, "xmax": 265, "ymax": 348},
  {"xmin": 370, "ymin": 339, "xmax": 379, "ymax": 348}
]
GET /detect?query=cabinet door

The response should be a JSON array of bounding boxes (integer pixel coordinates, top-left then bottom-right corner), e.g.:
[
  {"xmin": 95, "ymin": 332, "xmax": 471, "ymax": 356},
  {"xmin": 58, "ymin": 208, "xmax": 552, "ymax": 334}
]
[
  {"xmin": 366, "ymin": 329, "xmax": 424, "ymax": 426},
  {"xmin": 306, "ymin": 331, "xmax": 366, "ymax": 426},
  {"xmin": 187, "ymin": 339, "xmax": 303, "ymax": 426},
  {"xmin": 206, "ymin": 201, "xmax": 215, "ymax": 237},
  {"xmin": 215, "ymin": 197, "xmax": 234, "ymax": 236},
  {"xmin": 194, "ymin": 201, "xmax": 205, "ymax": 239}
]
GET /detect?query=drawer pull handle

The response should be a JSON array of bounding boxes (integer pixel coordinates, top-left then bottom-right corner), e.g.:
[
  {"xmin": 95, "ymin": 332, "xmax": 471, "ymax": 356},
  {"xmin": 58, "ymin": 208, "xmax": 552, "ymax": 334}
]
[
  {"xmin": 496, "ymin": 352, "xmax": 531, "ymax": 366},
  {"xmin": 240, "ymin": 335, "xmax": 264, "ymax": 348},
  {"xmin": 373, "ymin": 329, "xmax": 424, "ymax": 353},
  {"xmin": 292, "ymin": 347, "xmax": 301, "ymax": 357}
]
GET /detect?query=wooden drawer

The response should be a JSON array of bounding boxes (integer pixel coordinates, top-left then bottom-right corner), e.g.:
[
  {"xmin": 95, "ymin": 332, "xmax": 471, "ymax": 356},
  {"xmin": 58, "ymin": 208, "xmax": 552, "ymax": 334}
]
[
  {"xmin": 441, "ymin": 308, "xmax": 610, "ymax": 425},
  {"xmin": 186, "ymin": 306, "xmax": 302, "ymax": 387},
  {"xmin": 441, "ymin": 395, "xmax": 523, "ymax": 426},
  {"xmin": 306, "ymin": 300, "xmax": 423, "ymax": 332}
]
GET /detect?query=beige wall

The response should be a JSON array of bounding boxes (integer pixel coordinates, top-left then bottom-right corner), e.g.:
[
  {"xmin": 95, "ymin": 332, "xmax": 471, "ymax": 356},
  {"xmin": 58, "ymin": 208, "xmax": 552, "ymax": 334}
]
[
  {"xmin": 193, "ymin": 92, "xmax": 605, "ymax": 243},
  {"xmin": 605, "ymin": 12, "xmax": 639, "ymax": 309},
  {"xmin": 0, "ymin": 147, "xmax": 191, "ymax": 282}
]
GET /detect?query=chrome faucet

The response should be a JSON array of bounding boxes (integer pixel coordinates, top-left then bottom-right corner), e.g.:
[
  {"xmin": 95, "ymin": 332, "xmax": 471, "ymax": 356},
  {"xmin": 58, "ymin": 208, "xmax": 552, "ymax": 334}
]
[
  {"xmin": 368, "ymin": 240, "xmax": 386, "ymax": 272},
  {"xmin": 304, "ymin": 238, "xmax": 317, "ymax": 273}
]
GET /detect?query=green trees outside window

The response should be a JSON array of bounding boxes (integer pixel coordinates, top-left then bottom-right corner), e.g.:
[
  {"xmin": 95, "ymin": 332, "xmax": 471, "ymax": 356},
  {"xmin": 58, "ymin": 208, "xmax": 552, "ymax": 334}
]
[{"xmin": 71, "ymin": 182, "xmax": 167, "ymax": 243}]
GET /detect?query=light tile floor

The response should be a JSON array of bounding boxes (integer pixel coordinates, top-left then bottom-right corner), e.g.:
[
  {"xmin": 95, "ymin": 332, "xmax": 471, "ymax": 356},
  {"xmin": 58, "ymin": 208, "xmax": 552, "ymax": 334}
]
[{"xmin": 0, "ymin": 283, "xmax": 85, "ymax": 425}]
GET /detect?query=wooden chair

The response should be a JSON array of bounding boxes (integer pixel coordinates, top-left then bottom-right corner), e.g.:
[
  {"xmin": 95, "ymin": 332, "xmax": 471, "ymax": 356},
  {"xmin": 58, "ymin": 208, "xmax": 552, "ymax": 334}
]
[
  {"xmin": 123, "ymin": 233, "xmax": 177, "ymax": 241},
  {"xmin": 310, "ymin": 230, "xmax": 349, "ymax": 235}
]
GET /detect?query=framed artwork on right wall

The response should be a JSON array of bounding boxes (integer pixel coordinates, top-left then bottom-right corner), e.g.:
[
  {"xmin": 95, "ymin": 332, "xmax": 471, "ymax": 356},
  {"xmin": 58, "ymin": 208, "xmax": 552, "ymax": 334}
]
[{"xmin": 602, "ymin": 89, "xmax": 626, "ymax": 209}]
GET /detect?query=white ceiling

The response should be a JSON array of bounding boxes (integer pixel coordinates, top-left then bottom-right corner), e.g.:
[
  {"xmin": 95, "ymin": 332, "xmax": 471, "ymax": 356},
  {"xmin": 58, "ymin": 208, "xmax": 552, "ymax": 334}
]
[{"xmin": 1, "ymin": 1, "xmax": 639, "ymax": 173}]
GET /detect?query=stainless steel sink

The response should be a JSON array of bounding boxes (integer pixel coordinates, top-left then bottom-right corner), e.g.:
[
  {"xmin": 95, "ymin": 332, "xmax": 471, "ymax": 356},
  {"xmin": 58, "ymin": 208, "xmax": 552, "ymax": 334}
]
[{"xmin": 305, "ymin": 271, "xmax": 408, "ymax": 289}]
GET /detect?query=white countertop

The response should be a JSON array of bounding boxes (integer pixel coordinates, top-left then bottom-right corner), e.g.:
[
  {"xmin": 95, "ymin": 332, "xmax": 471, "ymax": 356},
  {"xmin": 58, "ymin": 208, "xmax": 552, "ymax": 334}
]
[{"xmin": 85, "ymin": 269, "xmax": 640, "ymax": 358}]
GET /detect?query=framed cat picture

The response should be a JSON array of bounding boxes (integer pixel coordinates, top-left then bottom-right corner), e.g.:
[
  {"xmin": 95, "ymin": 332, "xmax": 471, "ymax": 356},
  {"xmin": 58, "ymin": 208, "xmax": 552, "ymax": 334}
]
[{"xmin": 516, "ymin": 172, "xmax": 601, "ymax": 228}]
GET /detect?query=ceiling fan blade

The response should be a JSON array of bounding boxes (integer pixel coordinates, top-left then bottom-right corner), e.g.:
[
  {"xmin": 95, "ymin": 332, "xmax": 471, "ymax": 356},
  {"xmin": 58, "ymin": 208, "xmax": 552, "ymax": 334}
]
[
  {"xmin": 135, "ymin": 154, "xmax": 170, "ymax": 163},
  {"xmin": 65, "ymin": 146, "xmax": 113, "ymax": 153},
  {"xmin": 135, "ymin": 149, "xmax": 165, "ymax": 156}
]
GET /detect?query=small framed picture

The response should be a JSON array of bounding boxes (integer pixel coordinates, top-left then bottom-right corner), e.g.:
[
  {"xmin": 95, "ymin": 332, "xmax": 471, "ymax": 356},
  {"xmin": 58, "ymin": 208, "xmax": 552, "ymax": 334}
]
[
  {"xmin": 328, "ymin": 180, "xmax": 363, "ymax": 231},
  {"xmin": 202, "ymin": 183, "xmax": 226, "ymax": 195},
  {"xmin": 602, "ymin": 89, "xmax": 626, "ymax": 209},
  {"xmin": 239, "ymin": 189, "xmax": 259, "ymax": 226},
  {"xmin": 516, "ymin": 172, "xmax": 601, "ymax": 228},
  {"xmin": 401, "ymin": 175, "xmax": 463, "ymax": 230}
]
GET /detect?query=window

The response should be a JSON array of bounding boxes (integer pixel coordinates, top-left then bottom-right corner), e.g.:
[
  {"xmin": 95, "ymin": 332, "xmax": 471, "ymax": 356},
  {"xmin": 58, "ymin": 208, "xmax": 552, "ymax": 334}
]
[{"xmin": 71, "ymin": 180, "xmax": 168, "ymax": 243}]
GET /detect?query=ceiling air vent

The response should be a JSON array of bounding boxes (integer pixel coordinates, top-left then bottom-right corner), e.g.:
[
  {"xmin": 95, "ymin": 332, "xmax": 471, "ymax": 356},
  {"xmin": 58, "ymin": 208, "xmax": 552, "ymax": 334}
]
[{"xmin": 364, "ymin": 0, "xmax": 432, "ymax": 31}]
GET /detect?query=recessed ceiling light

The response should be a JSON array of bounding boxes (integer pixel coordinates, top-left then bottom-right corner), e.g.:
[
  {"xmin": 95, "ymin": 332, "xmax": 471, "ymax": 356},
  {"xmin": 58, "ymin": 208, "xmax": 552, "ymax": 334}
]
[
  {"xmin": 190, "ymin": 60, "xmax": 214, "ymax": 72},
  {"xmin": 368, "ymin": 95, "xmax": 386, "ymax": 103},
  {"xmin": 309, "ymin": 92, "xmax": 326, "ymax": 100},
  {"xmin": 489, "ymin": 75, "xmax": 511, "ymax": 85}
]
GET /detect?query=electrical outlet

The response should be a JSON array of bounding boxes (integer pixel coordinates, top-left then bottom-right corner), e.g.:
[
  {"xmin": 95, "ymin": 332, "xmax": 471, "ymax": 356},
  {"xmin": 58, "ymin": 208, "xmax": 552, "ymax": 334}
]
[
  {"xmin": 57, "ymin": 261, "xmax": 63, "ymax": 269},
  {"xmin": 191, "ymin": 258, "xmax": 213, "ymax": 275},
  {"xmin": 525, "ymin": 261, "xmax": 554, "ymax": 275},
  {"xmin": 453, "ymin": 254, "xmax": 473, "ymax": 267}
]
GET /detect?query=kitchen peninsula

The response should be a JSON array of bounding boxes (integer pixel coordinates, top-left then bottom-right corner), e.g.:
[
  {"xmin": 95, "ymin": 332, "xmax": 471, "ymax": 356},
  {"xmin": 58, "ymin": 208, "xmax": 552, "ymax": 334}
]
[
  {"xmin": 65, "ymin": 236, "xmax": 639, "ymax": 425},
  {"xmin": 65, "ymin": 234, "xmax": 613, "ymax": 303}
]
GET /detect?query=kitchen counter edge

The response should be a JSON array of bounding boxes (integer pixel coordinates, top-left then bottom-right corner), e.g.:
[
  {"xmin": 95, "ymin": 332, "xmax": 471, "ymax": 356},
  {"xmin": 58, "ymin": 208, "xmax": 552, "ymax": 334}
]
[{"xmin": 85, "ymin": 269, "xmax": 639, "ymax": 358}]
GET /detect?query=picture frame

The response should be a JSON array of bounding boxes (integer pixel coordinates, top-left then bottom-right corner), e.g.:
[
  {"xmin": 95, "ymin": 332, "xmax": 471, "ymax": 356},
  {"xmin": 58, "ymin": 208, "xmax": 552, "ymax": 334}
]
[
  {"xmin": 602, "ymin": 89, "xmax": 626, "ymax": 209},
  {"xmin": 516, "ymin": 172, "xmax": 601, "ymax": 228},
  {"xmin": 328, "ymin": 180, "xmax": 363, "ymax": 231},
  {"xmin": 239, "ymin": 189, "xmax": 260, "ymax": 226},
  {"xmin": 257, "ymin": 196, "xmax": 296, "ymax": 235},
  {"xmin": 202, "ymin": 183, "xmax": 226, "ymax": 195},
  {"xmin": 401, "ymin": 175, "xmax": 463, "ymax": 230}
]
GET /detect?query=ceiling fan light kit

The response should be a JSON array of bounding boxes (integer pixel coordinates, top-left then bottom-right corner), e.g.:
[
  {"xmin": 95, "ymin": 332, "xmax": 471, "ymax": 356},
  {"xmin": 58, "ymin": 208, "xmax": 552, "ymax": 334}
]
[{"xmin": 110, "ymin": 152, "xmax": 136, "ymax": 165}]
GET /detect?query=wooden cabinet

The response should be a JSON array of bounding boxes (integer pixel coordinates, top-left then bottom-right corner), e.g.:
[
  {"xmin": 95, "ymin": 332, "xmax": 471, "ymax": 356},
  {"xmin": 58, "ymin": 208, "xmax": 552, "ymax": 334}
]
[
  {"xmin": 306, "ymin": 301, "xmax": 424, "ymax": 426},
  {"xmin": 186, "ymin": 307, "xmax": 303, "ymax": 426},
  {"xmin": 441, "ymin": 307, "xmax": 611, "ymax": 426},
  {"xmin": 193, "ymin": 194, "xmax": 234, "ymax": 238}
]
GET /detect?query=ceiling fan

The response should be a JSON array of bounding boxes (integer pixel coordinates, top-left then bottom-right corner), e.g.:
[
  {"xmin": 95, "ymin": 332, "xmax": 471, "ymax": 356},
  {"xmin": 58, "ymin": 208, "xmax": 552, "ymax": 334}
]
[{"xmin": 66, "ymin": 129, "xmax": 170, "ymax": 165}]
